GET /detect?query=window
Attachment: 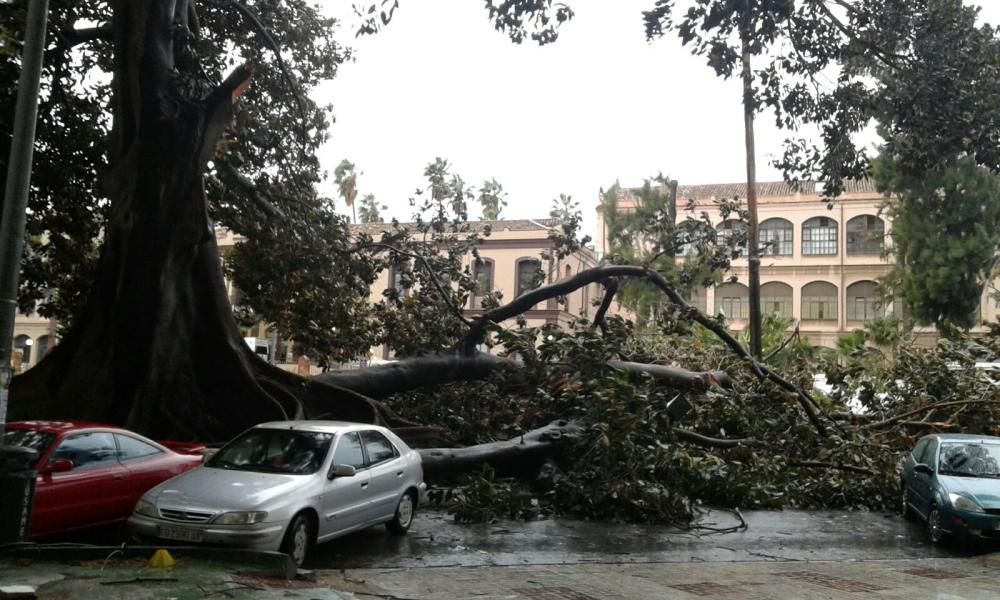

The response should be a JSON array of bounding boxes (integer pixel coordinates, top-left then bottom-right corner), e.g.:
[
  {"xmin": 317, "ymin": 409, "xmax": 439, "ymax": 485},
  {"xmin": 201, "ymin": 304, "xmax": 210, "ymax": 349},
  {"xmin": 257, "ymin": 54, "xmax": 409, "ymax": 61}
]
[
  {"xmin": 360, "ymin": 430, "xmax": 398, "ymax": 465},
  {"xmin": 50, "ymin": 432, "xmax": 118, "ymax": 470},
  {"xmin": 920, "ymin": 439, "xmax": 939, "ymax": 467},
  {"xmin": 759, "ymin": 218, "xmax": 793, "ymax": 257},
  {"xmin": 846, "ymin": 281, "xmax": 884, "ymax": 321},
  {"xmin": 716, "ymin": 220, "xmax": 748, "ymax": 257},
  {"xmin": 472, "ymin": 259, "xmax": 494, "ymax": 308},
  {"xmin": 1, "ymin": 430, "xmax": 55, "ymax": 467},
  {"xmin": 911, "ymin": 439, "xmax": 930, "ymax": 463},
  {"xmin": 714, "ymin": 283, "xmax": 749, "ymax": 320},
  {"xmin": 332, "ymin": 432, "xmax": 366, "ymax": 469},
  {"xmin": 115, "ymin": 434, "xmax": 162, "ymax": 461},
  {"xmin": 13, "ymin": 334, "xmax": 31, "ymax": 366},
  {"xmin": 207, "ymin": 429, "xmax": 333, "ymax": 475},
  {"xmin": 760, "ymin": 282, "xmax": 793, "ymax": 317},
  {"xmin": 801, "ymin": 281, "xmax": 838, "ymax": 320},
  {"xmin": 516, "ymin": 259, "xmax": 543, "ymax": 297},
  {"xmin": 389, "ymin": 263, "xmax": 410, "ymax": 298},
  {"xmin": 802, "ymin": 217, "xmax": 838, "ymax": 256},
  {"xmin": 846, "ymin": 215, "xmax": 885, "ymax": 255},
  {"xmin": 36, "ymin": 335, "xmax": 51, "ymax": 359}
]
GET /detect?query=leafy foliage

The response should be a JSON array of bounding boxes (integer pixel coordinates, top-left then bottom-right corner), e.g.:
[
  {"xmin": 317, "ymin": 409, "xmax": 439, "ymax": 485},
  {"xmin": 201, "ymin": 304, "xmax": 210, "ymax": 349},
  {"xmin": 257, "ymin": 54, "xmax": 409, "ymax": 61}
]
[
  {"xmin": 2, "ymin": 0, "xmax": 351, "ymax": 331},
  {"xmin": 874, "ymin": 155, "xmax": 1000, "ymax": 333}
]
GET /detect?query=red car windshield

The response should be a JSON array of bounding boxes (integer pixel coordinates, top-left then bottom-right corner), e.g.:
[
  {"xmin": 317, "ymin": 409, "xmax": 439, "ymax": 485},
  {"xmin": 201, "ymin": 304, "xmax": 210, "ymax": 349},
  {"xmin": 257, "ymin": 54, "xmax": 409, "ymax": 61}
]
[
  {"xmin": 2, "ymin": 429, "xmax": 57, "ymax": 466},
  {"xmin": 207, "ymin": 429, "xmax": 333, "ymax": 475}
]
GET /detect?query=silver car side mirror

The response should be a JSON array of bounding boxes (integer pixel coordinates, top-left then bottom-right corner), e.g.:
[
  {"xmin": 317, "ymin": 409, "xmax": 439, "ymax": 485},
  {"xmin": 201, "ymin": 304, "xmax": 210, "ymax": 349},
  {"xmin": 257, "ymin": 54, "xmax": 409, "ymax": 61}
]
[{"xmin": 329, "ymin": 464, "xmax": 357, "ymax": 479}]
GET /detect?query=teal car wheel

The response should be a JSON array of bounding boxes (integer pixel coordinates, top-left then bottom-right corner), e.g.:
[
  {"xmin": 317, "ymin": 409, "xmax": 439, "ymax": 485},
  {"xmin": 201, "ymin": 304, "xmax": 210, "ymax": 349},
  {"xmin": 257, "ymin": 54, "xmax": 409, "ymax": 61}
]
[{"xmin": 927, "ymin": 507, "xmax": 947, "ymax": 544}]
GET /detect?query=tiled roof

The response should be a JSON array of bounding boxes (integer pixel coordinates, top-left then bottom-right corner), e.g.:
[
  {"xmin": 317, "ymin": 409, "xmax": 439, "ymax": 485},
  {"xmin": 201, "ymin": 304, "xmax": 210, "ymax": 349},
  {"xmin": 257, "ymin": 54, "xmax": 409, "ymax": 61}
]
[
  {"xmin": 350, "ymin": 218, "xmax": 562, "ymax": 235},
  {"xmin": 618, "ymin": 179, "xmax": 882, "ymax": 202}
]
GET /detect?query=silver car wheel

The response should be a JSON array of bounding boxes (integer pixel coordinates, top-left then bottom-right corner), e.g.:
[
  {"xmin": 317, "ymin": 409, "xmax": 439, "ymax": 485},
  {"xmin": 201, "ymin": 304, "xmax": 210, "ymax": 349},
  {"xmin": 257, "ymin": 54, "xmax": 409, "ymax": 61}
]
[
  {"xmin": 291, "ymin": 519, "xmax": 309, "ymax": 565},
  {"xmin": 397, "ymin": 493, "xmax": 414, "ymax": 528},
  {"xmin": 927, "ymin": 508, "xmax": 946, "ymax": 544}
]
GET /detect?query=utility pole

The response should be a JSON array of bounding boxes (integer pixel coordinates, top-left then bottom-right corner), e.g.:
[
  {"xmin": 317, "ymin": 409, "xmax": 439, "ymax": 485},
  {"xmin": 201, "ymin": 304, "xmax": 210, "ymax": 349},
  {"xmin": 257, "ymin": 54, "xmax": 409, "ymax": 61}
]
[
  {"xmin": 740, "ymin": 25, "xmax": 763, "ymax": 359},
  {"xmin": 0, "ymin": 0, "xmax": 50, "ymax": 431}
]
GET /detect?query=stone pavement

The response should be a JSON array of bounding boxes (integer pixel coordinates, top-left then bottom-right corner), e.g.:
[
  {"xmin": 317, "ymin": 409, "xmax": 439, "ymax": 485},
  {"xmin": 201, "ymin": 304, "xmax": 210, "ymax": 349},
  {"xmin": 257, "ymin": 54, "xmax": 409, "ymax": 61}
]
[{"xmin": 323, "ymin": 555, "xmax": 1000, "ymax": 600}]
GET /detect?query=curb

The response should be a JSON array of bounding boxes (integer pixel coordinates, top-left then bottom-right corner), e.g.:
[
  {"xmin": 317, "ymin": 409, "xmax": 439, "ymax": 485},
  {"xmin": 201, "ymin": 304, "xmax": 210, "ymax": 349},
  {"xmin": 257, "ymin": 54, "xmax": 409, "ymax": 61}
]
[{"xmin": 0, "ymin": 543, "xmax": 296, "ymax": 579}]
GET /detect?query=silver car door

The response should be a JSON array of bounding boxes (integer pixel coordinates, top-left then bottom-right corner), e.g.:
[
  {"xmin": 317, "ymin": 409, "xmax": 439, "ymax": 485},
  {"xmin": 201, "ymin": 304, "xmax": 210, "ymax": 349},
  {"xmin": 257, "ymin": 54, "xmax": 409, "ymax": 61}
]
[
  {"xmin": 360, "ymin": 430, "xmax": 404, "ymax": 522},
  {"xmin": 320, "ymin": 432, "xmax": 371, "ymax": 537}
]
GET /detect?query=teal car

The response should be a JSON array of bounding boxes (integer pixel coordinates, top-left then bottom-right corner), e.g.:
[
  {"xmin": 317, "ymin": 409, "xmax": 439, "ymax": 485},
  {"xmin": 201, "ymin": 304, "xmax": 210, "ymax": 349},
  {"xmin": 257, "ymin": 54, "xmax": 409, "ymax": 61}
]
[{"xmin": 900, "ymin": 434, "xmax": 1000, "ymax": 544}]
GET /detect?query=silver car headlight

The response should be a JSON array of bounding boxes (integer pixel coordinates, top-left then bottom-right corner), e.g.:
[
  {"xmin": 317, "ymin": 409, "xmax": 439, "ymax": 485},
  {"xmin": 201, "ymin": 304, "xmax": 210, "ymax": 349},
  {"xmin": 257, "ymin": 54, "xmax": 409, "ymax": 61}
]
[
  {"xmin": 134, "ymin": 498, "xmax": 158, "ymax": 518},
  {"xmin": 948, "ymin": 492, "xmax": 985, "ymax": 513},
  {"xmin": 215, "ymin": 511, "xmax": 269, "ymax": 525}
]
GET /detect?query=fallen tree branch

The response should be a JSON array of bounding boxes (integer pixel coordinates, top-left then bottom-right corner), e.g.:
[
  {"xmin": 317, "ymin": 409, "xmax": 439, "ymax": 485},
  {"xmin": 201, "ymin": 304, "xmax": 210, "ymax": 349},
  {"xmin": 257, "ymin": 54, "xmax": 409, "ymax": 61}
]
[
  {"xmin": 418, "ymin": 419, "xmax": 583, "ymax": 483},
  {"xmin": 460, "ymin": 265, "xmax": 828, "ymax": 436},
  {"xmin": 591, "ymin": 278, "xmax": 619, "ymax": 334},
  {"xmin": 788, "ymin": 460, "xmax": 877, "ymax": 477},
  {"xmin": 863, "ymin": 399, "xmax": 1000, "ymax": 430},
  {"xmin": 608, "ymin": 360, "xmax": 734, "ymax": 392},
  {"xmin": 671, "ymin": 428, "xmax": 764, "ymax": 448},
  {"xmin": 313, "ymin": 353, "xmax": 520, "ymax": 399}
]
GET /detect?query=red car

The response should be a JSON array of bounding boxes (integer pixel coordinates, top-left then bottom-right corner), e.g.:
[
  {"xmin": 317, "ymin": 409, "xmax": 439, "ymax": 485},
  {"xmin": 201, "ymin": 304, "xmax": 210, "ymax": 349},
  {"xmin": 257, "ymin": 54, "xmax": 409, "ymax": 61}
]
[{"xmin": 2, "ymin": 421, "xmax": 205, "ymax": 539}]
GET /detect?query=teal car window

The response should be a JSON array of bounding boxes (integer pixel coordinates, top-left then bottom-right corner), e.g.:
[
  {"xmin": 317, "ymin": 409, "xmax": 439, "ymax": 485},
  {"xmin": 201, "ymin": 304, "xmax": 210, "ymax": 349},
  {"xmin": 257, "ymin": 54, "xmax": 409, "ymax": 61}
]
[
  {"xmin": 939, "ymin": 443, "xmax": 1000, "ymax": 477},
  {"xmin": 911, "ymin": 439, "xmax": 929, "ymax": 463}
]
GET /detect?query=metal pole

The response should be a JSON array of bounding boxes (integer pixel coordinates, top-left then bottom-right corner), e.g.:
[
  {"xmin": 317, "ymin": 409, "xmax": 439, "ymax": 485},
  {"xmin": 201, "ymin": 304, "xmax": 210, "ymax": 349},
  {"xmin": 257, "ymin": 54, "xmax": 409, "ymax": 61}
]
[{"xmin": 0, "ymin": 0, "xmax": 50, "ymax": 432}]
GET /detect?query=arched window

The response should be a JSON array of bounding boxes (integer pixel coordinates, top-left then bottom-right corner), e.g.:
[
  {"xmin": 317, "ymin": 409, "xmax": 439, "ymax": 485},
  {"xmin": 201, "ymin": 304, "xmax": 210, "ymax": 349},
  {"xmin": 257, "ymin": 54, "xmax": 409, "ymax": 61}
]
[
  {"xmin": 847, "ymin": 281, "xmax": 884, "ymax": 321},
  {"xmin": 36, "ymin": 335, "xmax": 51, "ymax": 359},
  {"xmin": 717, "ymin": 219, "xmax": 748, "ymax": 257},
  {"xmin": 714, "ymin": 282, "xmax": 749, "ymax": 320},
  {"xmin": 846, "ymin": 215, "xmax": 885, "ymax": 255},
  {"xmin": 759, "ymin": 218, "xmax": 793, "ymax": 257},
  {"xmin": 802, "ymin": 217, "xmax": 838, "ymax": 256},
  {"xmin": 13, "ymin": 334, "xmax": 31, "ymax": 367},
  {"xmin": 760, "ymin": 282, "xmax": 793, "ymax": 318},
  {"xmin": 801, "ymin": 282, "xmax": 838, "ymax": 320},
  {"xmin": 516, "ymin": 258, "xmax": 543, "ymax": 297}
]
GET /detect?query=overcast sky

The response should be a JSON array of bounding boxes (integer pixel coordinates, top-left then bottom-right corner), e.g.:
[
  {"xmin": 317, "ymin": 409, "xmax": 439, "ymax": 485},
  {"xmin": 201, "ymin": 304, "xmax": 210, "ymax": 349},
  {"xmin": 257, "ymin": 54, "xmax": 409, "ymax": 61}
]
[{"xmin": 316, "ymin": 1, "xmax": 1000, "ymax": 234}]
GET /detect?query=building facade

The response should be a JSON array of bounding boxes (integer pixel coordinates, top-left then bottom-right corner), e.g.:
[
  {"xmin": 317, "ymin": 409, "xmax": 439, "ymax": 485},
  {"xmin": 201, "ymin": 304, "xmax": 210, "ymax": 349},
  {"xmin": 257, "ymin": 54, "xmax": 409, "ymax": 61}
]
[{"xmin": 597, "ymin": 180, "xmax": 999, "ymax": 347}]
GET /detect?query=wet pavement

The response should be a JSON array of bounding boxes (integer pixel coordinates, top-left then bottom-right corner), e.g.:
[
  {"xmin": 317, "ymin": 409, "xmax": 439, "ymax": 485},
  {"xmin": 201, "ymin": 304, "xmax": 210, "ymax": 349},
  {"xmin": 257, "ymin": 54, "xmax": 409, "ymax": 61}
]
[
  {"xmin": 305, "ymin": 508, "xmax": 985, "ymax": 569},
  {"xmin": 7, "ymin": 509, "xmax": 1000, "ymax": 598}
]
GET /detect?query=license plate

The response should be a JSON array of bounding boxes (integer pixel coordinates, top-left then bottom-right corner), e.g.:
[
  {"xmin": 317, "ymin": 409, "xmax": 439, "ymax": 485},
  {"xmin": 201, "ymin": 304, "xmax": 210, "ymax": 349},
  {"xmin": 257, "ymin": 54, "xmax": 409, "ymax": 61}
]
[{"xmin": 159, "ymin": 526, "xmax": 204, "ymax": 543}]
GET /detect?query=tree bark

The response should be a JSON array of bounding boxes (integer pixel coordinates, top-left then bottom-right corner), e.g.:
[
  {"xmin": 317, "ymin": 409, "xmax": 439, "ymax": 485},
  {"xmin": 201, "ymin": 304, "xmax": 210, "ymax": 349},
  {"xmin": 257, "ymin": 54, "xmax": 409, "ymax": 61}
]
[
  {"xmin": 8, "ymin": 1, "xmax": 386, "ymax": 442},
  {"xmin": 741, "ymin": 27, "xmax": 763, "ymax": 360},
  {"xmin": 419, "ymin": 420, "xmax": 583, "ymax": 483}
]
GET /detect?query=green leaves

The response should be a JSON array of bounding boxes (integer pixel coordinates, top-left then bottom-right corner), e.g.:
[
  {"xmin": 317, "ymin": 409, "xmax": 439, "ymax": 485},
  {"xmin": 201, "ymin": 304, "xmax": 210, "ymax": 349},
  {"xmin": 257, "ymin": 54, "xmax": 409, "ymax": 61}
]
[{"xmin": 875, "ymin": 154, "xmax": 1000, "ymax": 333}]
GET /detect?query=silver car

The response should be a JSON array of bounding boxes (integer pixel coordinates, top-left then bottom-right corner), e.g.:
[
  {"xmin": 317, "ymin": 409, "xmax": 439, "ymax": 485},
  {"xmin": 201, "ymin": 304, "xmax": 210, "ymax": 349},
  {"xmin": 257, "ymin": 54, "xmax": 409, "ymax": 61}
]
[{"xmin": 127, "ymin": 421, "xmax": 426, "ymax": 565}]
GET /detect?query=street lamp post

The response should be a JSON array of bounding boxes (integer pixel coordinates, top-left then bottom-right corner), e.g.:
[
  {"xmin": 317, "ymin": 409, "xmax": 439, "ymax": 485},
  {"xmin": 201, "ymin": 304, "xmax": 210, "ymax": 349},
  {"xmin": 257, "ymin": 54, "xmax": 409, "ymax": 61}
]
[{"xmin": 0, "ymin": 0, "xmax": 51, "ymax": 432}]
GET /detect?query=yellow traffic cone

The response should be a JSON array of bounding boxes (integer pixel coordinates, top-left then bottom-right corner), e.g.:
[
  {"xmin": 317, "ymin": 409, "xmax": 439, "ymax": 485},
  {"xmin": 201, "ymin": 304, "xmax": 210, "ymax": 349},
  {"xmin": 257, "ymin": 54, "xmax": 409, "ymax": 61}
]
[{"xmin": 147, "ymin": 548, "xmax": 176, "ymax": 569}]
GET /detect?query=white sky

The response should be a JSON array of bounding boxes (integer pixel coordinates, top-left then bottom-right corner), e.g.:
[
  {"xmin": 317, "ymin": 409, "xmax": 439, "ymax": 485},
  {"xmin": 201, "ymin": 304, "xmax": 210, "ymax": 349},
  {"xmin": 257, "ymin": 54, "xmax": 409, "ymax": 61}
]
[{"xmin": 315, "ymin": 1, "xmax": 1000, "ymax": 235}]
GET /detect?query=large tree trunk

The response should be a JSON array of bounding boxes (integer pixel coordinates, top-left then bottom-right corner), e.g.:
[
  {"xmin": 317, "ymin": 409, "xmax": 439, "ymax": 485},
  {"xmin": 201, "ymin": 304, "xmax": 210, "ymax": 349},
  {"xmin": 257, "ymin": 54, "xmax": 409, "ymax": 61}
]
[{"xmin": 8, "ymin": 0, "xmax": 387, "ymax": 442}]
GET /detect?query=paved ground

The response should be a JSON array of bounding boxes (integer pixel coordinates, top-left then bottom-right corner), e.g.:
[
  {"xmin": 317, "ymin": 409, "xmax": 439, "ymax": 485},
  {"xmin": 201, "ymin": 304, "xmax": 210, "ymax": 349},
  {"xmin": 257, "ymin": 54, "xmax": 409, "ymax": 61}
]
[{"xmin": 4, "ymin": 509, "xmax": 1000, "ymax": 598}]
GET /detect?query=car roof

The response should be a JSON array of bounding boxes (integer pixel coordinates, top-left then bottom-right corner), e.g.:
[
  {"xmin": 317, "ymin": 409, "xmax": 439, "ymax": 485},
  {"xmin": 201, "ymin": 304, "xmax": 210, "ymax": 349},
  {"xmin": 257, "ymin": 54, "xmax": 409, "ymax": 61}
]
[
  {"xmin": 253, "ymin": 420, "xmax": 387, "ymax": 434},
  {"xmin": 927, "ymin": 433, "xmax": 1000, "ymax": 443},
  {"xmin": 6, "ymin": 420, "xmax": 122, "ymax": 435}
]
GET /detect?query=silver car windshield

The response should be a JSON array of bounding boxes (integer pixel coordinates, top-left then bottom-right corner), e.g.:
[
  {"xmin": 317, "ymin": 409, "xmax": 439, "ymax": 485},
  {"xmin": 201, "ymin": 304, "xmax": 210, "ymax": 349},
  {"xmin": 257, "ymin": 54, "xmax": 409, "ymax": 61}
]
[
  {"xmin": 939, "ymin": 443, "xmax": 1000, "ymax": 478},
  {"xmin": 208, "ymin": 429, "xmax": 334, "ymax": 475}
]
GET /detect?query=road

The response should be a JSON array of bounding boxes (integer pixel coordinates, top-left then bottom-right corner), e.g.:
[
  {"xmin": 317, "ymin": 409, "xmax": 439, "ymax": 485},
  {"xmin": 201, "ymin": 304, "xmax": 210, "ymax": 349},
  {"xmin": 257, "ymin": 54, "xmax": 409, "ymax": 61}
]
[{"xmin": 305, "ymin": 508, "xmax": 984, "ymax": 569}]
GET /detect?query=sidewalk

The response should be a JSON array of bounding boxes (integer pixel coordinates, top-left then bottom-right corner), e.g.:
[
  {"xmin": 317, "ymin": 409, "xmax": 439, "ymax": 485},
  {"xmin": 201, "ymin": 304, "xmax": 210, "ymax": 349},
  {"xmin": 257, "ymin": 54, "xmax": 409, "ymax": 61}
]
[{"xmin": 323, "ymin": 554, "xmax": 1000, "ymax": 600}]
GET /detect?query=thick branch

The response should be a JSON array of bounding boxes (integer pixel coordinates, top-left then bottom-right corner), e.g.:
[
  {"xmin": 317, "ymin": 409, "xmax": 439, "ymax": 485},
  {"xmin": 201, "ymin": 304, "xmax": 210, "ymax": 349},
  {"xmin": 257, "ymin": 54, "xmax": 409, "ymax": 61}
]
[
  {"xmin": 608, "ymin": 360, "xmax": 734, "ymax": 391},
  {"xmin": 862, "ymin": 400, "xmax": 1000, "ymax": 430},
  {"xmin": 788, "ymin": 460, "xmax": 877, "ymax": 476},
  {"xmin": 418, "ymin": 419, "xmax": 582, "ymax": 483},
  {"xmin": 591, "ymin": 278, "xmax": 618, "ymax": 333},
  {"xmin": 59, "ymin": 25, "xmax": 114, "ymax": 48},
  {"xmin": 461, "ymin": 265, "xmax": 828, "ymax": 436},
  {"xmin": 672, "ymin": 428, "xmax": 764, "ymax": 448},
  {"xmin": 312, "ymin": 353, "xmax": 520, "ymax": 399}
]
